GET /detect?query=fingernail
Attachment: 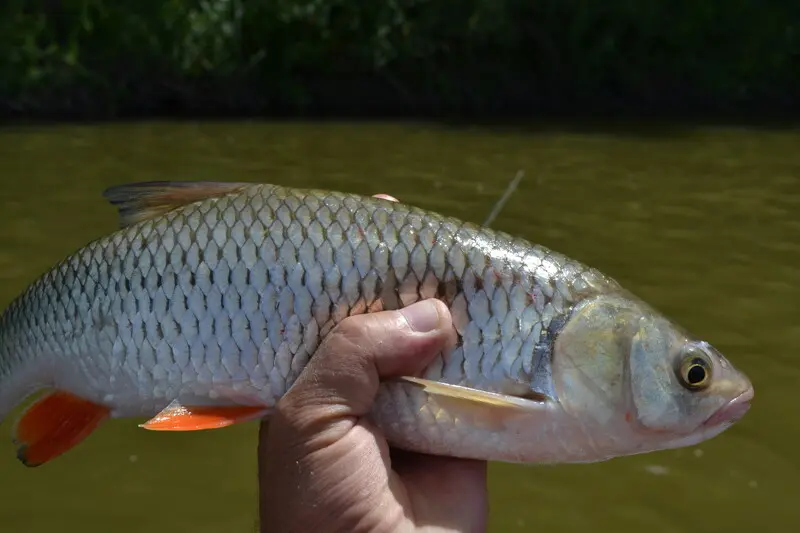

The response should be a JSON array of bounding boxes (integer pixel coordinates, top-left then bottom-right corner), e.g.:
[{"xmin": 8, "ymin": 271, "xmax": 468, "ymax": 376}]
[
  {"xmin": 372, "ymin": 193, "xmax": 399, "ymax": 202},
  {"xmin": 400, "ymin": 300, "xmax": 441, "ymax": 332}
]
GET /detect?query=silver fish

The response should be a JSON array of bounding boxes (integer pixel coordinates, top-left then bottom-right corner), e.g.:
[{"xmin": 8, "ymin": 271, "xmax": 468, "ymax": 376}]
[{"xmin": 0, "ymin": 181, "xmax": 753, "ymax": 467}]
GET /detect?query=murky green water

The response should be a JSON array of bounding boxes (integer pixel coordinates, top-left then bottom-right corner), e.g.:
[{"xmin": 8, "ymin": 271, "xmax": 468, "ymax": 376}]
[{"xmin": 0, "ymin": 121, "xmax": 798, "ymax": 532}]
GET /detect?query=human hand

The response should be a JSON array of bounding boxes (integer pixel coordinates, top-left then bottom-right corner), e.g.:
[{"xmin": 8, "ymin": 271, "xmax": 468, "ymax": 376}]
[{"xmin": 257, "ymin": 298, "xmax": 489, "ymax": 533}]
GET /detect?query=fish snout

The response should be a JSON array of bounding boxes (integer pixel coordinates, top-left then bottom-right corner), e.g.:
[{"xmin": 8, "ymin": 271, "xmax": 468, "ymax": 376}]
[{"xmin": 702, "ymin": 385, "xmax": 754, "ymax": 428}]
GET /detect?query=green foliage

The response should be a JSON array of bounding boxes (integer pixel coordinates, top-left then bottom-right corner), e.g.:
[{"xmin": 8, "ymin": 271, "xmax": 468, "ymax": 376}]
[{"xmin": 0, "ymin": 0, "xmax": 797, "ymax": 117}]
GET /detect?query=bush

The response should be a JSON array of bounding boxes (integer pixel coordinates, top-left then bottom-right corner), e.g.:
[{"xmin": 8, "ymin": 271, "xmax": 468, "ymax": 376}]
[{"xmin": 1, "ymin": 0, "xmax": 798, "ymax": 119}]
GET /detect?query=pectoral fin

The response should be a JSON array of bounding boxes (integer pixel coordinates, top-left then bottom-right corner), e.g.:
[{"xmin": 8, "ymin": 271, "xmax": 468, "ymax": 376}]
[
  {"xmin": 395, "ymin": 377, "xmax": 550, "ymax": 432},
  {"xmin": 13, "ymin": 391, "xmax": 111, "ymax": 467},
  {"xmin": 398, "ymin": 377, "xmax": 548, "ymax": 409},
  {"xmin": 140, "ymin": 400, "xmax": 270, "ymax": 431}
]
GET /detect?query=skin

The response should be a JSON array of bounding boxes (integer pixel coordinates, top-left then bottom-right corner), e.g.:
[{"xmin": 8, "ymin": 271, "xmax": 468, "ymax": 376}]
[
  {"xmin": 258, "ymin": 193, "xmax": 487, "ymax": 533},
  {"xmin": 257, "ymin": 298, "xmax": 488, "ymax": 533}
]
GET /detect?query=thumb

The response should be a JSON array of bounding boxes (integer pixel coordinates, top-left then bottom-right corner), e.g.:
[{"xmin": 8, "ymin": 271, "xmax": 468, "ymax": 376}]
[{"xmin": 274, "ymin": 298, "xmax": 455, "ymax": 432}]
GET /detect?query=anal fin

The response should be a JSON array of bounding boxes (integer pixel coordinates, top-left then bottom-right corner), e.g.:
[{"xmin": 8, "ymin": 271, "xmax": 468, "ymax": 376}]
[
  {"xmin": 13, "ymin": 391, "xmax": 111, "ymax": 467},
  {"xmin": 140, "ymin": 400, "xmax": 270, "ymax": 431}
]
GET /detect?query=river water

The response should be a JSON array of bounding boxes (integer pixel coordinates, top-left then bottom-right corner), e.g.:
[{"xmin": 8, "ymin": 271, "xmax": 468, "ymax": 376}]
[{"xmin": 0, "ymin": 121, "xmax": 798, "ymax": 532}]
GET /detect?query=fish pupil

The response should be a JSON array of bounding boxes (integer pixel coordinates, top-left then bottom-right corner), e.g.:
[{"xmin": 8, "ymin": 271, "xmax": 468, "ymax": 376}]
[{"xmin": 687, "ymin": 364, "xmax": 706, "ymax": 384}]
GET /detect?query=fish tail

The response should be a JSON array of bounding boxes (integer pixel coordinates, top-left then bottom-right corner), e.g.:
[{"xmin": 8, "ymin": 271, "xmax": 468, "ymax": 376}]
[
  {"xmin": 13, "ymin": 389, "xmax": 111, "ymax": 467},
  {"xmin": 0, "ymin": 362, "xmax": 113, "ymax": 467}
]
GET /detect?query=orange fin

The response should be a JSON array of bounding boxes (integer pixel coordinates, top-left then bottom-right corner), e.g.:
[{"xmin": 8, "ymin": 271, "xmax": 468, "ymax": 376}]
[
  {"xmin": 140, "ymin": 400, "xmax": 270, "ymax": 431},
  {"xmin": 13, "ymin": 391, "xmax": 110, "ymax": 467},
  {"xmin": 102, "ymin": 181, "xmax": 251, "ymax": 228}
]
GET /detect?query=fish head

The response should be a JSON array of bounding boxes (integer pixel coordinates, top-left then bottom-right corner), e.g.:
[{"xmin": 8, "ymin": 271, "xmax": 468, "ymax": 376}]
[{"xmin": 551, "ymin": 292, "xmax": 753, "ymax": 457}]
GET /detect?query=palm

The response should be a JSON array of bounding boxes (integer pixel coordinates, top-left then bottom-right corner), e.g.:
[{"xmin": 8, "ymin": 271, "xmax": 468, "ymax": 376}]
[
  {"xmin": 260, "ymin": 419, "xmax": 487, "ymax": 533},
  {"xmin": 389, "ymin": 448, "xmax": 488, "ymax": 532}
]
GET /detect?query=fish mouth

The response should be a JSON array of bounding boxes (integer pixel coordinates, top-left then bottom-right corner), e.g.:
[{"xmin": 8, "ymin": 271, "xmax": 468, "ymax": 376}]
[{"xmin": 703, "ymin": 387, "xmax": 754, "ymax": 428}]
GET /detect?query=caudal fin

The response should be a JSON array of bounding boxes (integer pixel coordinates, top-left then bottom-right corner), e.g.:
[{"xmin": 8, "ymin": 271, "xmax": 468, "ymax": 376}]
[{"xmin": 12, "ymin": 390, "xmax": 110, "ymax": 467}]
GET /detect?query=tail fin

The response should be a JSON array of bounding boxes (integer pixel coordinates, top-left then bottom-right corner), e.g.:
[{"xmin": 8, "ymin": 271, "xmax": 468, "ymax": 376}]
[
  {"xmin": 13, "ymin": 390, "xmax": 111, "ymax": 467},
  {"xmin": 0, "ymin": 341, "xmax": 112, "ymax": 467}
]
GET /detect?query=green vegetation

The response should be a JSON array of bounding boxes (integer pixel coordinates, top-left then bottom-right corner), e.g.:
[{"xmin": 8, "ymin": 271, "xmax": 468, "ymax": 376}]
[{"xmin": 2, "ymin": 0, "xmax": 798, "ymax": 119}]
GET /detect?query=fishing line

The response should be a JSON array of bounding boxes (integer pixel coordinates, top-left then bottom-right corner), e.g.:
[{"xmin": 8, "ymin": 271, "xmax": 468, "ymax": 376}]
[{"xmin": 482, "ymin": 169, "xmax": 524, "ymax": 227}]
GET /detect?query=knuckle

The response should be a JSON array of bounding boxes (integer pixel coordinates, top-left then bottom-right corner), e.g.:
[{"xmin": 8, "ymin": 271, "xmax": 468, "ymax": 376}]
[
  {"xmin": 321, "ymin": 315, "xmax": 371, "ymax": 355},
  {"xmin": 335, "ymin": 314, "xmax": 369, "ymax": 338}
]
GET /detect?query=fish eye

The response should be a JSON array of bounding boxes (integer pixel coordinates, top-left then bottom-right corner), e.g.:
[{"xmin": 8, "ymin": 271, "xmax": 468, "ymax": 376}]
[{"xmin": 677, "ymin": 349, "xmax": 712, "ymax": 390}]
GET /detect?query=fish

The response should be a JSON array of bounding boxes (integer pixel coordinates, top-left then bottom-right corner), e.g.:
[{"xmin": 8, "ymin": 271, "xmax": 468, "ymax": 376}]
[{"xmin": 0, "ymin": 181, "xmax": 753, "ymax": 467}]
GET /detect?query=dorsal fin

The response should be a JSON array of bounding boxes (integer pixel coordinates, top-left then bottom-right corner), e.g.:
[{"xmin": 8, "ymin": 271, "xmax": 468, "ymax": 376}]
[{"xmin": 102, "ymin": 181, "xmax": 251, "ymax": 228}]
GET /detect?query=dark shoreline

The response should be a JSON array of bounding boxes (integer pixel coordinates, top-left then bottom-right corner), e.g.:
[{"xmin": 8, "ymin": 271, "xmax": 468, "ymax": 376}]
[{"xmin": 4, "ymin": 1, "xmax": 798, "ymax": 126}]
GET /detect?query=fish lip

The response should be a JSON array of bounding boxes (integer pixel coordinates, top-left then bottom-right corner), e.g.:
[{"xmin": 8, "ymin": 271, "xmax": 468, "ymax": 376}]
[{"xmin": 702, "ymin": 387, "xmax": 754, "ymax": 428}]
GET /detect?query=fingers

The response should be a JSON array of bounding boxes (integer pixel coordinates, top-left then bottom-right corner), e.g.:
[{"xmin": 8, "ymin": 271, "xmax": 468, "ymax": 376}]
[{"xmin": 276, "ymin": 299, "xmax": 455, "ymax": 430}]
